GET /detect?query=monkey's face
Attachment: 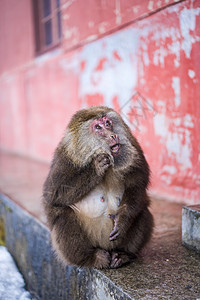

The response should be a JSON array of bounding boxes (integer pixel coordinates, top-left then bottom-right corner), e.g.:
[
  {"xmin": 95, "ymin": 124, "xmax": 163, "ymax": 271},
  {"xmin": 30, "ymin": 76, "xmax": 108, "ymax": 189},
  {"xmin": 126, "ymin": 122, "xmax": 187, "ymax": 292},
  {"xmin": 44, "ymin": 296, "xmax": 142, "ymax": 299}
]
[
  {"xmin": 63, "ymin": 107, "xmax": 138, "ymax": 170},
  {"xmin": 90, "ymin": 116, "xmax": 120, "ymax": 156}
]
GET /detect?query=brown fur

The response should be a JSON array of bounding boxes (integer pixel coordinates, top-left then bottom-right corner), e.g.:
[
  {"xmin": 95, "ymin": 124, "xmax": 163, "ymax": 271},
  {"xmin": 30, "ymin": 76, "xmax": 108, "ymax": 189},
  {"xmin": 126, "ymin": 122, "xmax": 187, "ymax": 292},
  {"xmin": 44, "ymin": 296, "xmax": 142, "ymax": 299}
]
[{"xmin": 43, "ymin": 106, "xmax": 154, "ymax": 269}]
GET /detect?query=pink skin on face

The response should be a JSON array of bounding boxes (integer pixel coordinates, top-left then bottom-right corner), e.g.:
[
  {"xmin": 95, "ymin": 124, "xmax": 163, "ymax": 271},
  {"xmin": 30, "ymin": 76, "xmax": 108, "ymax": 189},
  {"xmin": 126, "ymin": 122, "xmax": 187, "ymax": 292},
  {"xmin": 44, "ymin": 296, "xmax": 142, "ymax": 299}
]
[{"xmin": 90, "ymin": 116, "xmax": 120, "ymax": 155}]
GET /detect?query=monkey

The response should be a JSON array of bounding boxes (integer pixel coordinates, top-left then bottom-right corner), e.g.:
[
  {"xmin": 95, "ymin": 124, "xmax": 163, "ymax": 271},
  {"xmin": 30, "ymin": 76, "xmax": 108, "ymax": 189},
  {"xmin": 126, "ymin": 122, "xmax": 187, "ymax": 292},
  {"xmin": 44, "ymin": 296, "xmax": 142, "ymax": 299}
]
[{"xmin": 43, "ymin": 106, "xmax": 154, "ymax": 269}]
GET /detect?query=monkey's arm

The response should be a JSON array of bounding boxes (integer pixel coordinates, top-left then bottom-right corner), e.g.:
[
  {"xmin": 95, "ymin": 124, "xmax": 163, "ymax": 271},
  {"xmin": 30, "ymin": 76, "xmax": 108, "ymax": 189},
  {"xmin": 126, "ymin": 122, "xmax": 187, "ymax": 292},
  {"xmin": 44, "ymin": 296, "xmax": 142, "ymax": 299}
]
[
  {"xmin": 43, "ymin": 150, "xmax": 111, "ymax": 207},
  {"xmin": 109, "ymin": 163, "xmax": 150, "ymax": 241}
]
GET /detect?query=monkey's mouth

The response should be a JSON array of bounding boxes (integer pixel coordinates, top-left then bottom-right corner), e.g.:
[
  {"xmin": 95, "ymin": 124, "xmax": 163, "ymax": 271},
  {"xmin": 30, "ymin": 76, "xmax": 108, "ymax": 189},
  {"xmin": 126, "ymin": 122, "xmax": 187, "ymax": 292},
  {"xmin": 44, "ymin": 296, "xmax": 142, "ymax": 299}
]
[{"xmin": 110, "ymin": 144, "xmax": 120, "ymax": 154}]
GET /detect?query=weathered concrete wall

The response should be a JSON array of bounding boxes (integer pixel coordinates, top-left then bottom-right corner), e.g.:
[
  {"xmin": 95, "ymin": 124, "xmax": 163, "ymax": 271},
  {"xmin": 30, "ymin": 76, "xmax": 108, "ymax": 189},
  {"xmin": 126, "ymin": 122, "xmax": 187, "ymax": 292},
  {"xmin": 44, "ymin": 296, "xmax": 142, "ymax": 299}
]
[{"xmin": 0, "ymin": 0, "xmax": 199, "ymax": 204}]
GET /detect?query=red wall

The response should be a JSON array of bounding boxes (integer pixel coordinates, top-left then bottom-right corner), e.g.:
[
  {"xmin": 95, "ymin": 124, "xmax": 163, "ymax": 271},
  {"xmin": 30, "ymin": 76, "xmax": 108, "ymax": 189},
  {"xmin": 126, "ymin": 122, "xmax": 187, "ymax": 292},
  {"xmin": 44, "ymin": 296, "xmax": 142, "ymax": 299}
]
[
  {"xmin": 0, "ymin": 0, "xmax": 35, "ymax": 74},
  {"xmin": 0, "ymin": 0, "xmax": 199, "ymax": 204}
]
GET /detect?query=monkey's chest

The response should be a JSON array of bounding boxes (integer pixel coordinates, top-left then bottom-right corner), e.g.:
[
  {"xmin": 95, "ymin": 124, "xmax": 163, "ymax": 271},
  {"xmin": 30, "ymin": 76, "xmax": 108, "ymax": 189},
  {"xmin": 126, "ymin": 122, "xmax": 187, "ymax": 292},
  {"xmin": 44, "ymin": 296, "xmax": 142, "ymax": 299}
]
[
  {"xmin": 72, "ymin": 184, "xmax": 124, "ymax": 218},
  {"xmin": 70, "ymin": 183, "xmax": 124, "ymax": 249}
]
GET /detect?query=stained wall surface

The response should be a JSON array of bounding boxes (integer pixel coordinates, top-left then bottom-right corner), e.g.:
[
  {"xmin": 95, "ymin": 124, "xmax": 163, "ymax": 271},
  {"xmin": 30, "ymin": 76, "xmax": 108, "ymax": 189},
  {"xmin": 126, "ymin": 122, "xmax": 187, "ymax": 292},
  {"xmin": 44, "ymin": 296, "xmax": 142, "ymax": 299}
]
[{"xmin": 0, "ymin": 0, "xmax": 199, "ymax": 204}]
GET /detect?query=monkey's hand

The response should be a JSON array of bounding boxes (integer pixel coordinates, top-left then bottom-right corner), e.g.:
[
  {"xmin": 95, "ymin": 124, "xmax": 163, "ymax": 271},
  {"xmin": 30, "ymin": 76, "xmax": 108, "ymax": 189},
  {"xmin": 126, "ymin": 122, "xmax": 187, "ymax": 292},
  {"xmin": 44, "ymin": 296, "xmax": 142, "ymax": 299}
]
[
  {"xmin": 94, "ymin": 153, "xmax": 112, "ymax": 177},
  {"xmin": 109, "ymin": 214, "xmax": 120, "ymax": 241}
]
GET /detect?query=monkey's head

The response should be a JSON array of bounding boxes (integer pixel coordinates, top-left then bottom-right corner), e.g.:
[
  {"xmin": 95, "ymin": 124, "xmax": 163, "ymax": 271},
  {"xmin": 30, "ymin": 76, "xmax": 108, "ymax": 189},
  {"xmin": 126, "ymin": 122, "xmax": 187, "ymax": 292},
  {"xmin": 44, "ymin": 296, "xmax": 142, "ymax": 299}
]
[{"xmin": 61, "ymin": 106, "xmax": 140, "ymax": 171}]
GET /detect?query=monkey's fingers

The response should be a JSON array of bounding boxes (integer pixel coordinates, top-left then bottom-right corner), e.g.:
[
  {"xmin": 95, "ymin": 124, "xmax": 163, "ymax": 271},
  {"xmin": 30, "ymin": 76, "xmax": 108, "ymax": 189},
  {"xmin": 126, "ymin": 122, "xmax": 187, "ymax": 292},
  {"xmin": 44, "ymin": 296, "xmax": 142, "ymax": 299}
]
[
  {"xmin": 95, "ymin": 153, "xmax": 112, "ymax": 176},
  {"xmin": 96, "ymin": 153, "xmax": 110, "ymax": 164},
  {"xmin": 109, "ymin": 227, "xmax": 119, "ymax": 241},
  {"xmin": 108, "ymin": 214, "xmax": 115, "ymax": 220}
]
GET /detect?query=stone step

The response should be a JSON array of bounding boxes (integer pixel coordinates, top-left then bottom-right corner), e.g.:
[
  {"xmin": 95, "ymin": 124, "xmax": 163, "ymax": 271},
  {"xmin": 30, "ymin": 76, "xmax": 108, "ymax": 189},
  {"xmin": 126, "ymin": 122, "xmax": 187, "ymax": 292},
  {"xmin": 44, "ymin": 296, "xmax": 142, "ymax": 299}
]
[{"xmin": 182, "ymin": 205, "xmax": 200, "ymax": 253}]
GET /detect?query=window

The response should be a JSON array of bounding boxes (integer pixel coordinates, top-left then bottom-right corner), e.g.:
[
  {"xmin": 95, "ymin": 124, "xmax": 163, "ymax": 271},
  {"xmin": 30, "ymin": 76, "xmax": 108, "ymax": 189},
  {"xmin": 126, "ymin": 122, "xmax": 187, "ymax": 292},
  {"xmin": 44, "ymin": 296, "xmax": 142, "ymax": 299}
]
[{"xmin": 32, "ymin": 0, "xmax": 62, "ymax": 54}]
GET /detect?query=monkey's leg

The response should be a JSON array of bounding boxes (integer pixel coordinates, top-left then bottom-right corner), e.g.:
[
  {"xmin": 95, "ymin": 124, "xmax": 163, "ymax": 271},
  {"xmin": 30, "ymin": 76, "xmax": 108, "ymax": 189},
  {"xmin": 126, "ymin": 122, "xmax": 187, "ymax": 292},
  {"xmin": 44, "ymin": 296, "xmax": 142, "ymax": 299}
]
[
  {"xmin": 108, "ymin": 215, "xmax": 136, "ymax": 268},
  {"xmin": 109, "ymin": 208, "xmax": 153, "ymax": 268},
  {"xmin": 51, "ymin": 208, "xmax": 111, "ymax": 269},
  {"xmin": 121, "ymin": 208, "xmax": 153, "ymax": 259}
]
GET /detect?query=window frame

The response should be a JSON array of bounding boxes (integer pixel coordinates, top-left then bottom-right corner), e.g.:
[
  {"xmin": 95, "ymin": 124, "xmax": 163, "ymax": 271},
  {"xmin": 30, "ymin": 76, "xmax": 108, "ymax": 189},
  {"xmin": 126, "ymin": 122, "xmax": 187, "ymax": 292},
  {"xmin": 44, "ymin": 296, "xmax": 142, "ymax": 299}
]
[{"xmin": 32, "ymin": 0, "xmax": 62, "ymax": 55}]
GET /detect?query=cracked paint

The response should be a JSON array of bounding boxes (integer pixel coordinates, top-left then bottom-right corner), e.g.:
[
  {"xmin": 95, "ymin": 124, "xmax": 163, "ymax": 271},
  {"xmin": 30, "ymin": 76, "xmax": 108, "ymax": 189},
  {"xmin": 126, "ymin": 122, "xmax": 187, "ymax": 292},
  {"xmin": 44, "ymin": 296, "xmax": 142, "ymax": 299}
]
[
  {"xmin": 115, "ymin": 0, "xmax": 122, "ymax": 25},
  {"xmin": 180, "ymin": 5, "xmax": 200, "ymax": 58},
  {"xmin": 172, "ymin": 77, "xmax": 180, "ymax": 107},
  {"xmin": 188, "ymin": 69, "xmax": 195, "ymax": 78},
  {"xmin": 78, "ymin": 29, "xmax": 139, "ymax": 109}
]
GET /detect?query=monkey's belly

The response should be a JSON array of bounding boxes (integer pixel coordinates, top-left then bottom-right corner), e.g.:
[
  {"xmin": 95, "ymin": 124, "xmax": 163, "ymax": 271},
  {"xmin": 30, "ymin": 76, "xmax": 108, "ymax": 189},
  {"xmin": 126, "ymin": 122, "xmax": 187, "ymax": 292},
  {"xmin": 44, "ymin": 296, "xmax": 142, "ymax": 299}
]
[
  {"xmin": 84, "ymin": 215, "xmax": 116, "ymax": 250},
  {"xmin": 70, "ymin": 185, "xmax": 124, "ymax": 249}
]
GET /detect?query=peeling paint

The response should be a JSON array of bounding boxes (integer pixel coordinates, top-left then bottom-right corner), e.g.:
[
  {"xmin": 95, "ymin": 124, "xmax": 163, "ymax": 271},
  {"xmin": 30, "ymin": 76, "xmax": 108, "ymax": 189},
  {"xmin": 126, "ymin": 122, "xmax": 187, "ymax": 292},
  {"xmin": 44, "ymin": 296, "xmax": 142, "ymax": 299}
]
[
  {"xmin": 153, "ymin": 47, "xmax": 168, "ymax": 67},
  {"xmin": 157, "ymin": 1, "xmax": 162, "ymax": 7},
  {"xmin": 172, "ymin": 77, "xmax": 180, "ymax": 107},
  {"xmin": 161, "ymin": 174, "xmax": 172, "ymax": 185},
  {"xmin": 61, "ymin": 0, "xmax": 77, "ymax": 10},
  {"xmin": 115, "ymin": 0, "xmax": 121, "ymax": 25},
  {"xmin": 88, "ymin": 21, "xmax": 94, "ymax": 28},
  {"xmin": 166, "ymin": 130, "xmax": 192, "ymax": 170},
  {"xmin": 180, "ymin": 6, "xmax": 200, "ymax": 58},
  {"xmin": 153, "ymin": 110, "xmax": 193, "ymax": 171},
  {"xmin": 78, "ymin": 29, "xmax": 139, "ymax": 108},
  {"xmin": 143, "ymin": 51, "xmax": 150, "ymax": 66},
  {"xmin": 132, "ymin": 6, "xmax": 139, "ymax": 14},
  {"xmin": 168, "ymin": 40, "xmax": 181, "ymax": 67},
  {"xmin": 188, "ymin": 69, "xmax": 195, "ymax": 78},
  {"xmin": 85, "ymin": 35, "xmax": 98, "ymax": 43},
  {"xmin": 99, "ymin": 22, "xmax": 108, "ymax": 34},
  {"xmin": 64, "ymin": 27, "xmax": 79, "ymax": 40},
  {"xmin": 173, "ymin": 118, "xmax": 181, "ymax": 127},
  {"xmin": 162, "ymin": 165, "xmax": 177, "ymax": 175},
  {"xmin": 153, "ymin": 113, "xmax": 168, "ymax": 138},
  {"xmin": 140, "ymin": 23, "xmax": 182, "ymax": 68},
  {"xmin": 148, "ymin": 1, "xmax": 154, "ymax": 10},
  {"xmin": 184, "ymin": 114, "xmax": 194, "ymax": 128}
]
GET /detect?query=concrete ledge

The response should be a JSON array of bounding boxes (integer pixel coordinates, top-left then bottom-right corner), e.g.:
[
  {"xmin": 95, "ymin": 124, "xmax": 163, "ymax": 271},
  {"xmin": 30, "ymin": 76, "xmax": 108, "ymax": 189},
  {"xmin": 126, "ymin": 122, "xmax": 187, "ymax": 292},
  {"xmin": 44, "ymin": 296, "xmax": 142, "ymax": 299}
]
[
  {"xmin": 0, "ymin": 193, "xmax": 132, "ymax": 300},
  {"xmin": 182, "ymin": 205, "xmax": 200, "ymax": 253},
  {"xmin": 1, "ymin": 191, "xmax": 200, "ymax": 299}
]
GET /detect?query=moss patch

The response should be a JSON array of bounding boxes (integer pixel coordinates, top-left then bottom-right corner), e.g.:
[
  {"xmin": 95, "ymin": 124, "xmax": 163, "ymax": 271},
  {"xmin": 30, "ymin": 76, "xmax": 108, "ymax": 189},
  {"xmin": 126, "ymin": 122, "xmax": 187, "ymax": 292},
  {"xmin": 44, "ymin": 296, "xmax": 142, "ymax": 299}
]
[{"xmin": 0, "ymin": 218, "xmax": 5, "ymax": 246}]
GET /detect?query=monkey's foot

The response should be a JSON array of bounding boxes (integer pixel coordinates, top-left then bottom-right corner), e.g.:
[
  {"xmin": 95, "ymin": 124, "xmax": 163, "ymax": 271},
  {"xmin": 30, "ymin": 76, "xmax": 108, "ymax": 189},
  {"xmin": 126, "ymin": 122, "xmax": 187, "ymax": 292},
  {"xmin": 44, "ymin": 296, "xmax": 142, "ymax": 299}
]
[
  {"xmin": 93, "ymin": 249, "xmax": 111, "ymax": 269},
  {"xmin": 110, "ymin": 251, "xmax": 130, "ymax": 269}
]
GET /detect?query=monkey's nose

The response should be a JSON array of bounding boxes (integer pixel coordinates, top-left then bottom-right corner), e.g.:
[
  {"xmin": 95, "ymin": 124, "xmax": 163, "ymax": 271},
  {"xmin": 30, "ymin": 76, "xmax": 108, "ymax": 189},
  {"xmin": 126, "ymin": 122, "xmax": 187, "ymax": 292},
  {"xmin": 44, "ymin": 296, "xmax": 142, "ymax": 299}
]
[{"xmin": 111, "ymin": 134, "xmax": 119, "ymax": 143}]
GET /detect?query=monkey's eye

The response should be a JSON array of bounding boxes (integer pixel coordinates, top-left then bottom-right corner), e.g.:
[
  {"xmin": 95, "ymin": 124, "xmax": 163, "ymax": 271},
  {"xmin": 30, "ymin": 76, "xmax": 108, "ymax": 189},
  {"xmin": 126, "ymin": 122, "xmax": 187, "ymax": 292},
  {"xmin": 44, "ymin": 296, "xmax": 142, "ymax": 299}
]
[
  {"xmin": 105, "ymin": 120, "xmax": 112, "ymax": 128},
  {"xmin": 106, "ymin": 120, "xmax": 110, "ymax": 126},
  {"xmin": 95, "ymin": 124, "xmax": 102, "ymax": 130}
]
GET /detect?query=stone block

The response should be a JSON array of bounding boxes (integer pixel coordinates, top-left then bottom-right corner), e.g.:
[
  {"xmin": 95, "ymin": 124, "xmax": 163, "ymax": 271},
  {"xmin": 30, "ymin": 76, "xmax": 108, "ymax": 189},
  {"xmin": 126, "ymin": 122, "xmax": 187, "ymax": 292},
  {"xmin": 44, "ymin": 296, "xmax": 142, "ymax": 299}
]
[{"xmin": 182, "ymin": 205, "xmax": 200, "ymax": 253}]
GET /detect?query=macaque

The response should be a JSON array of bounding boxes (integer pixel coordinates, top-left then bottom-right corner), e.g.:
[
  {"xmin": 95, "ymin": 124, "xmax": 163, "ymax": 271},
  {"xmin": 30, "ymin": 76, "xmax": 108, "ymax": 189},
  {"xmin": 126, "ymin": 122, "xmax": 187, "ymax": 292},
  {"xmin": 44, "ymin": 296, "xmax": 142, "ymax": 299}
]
[{"xmin": 43, "ymin": 106, "xmax": 153, "ymax": 269}]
